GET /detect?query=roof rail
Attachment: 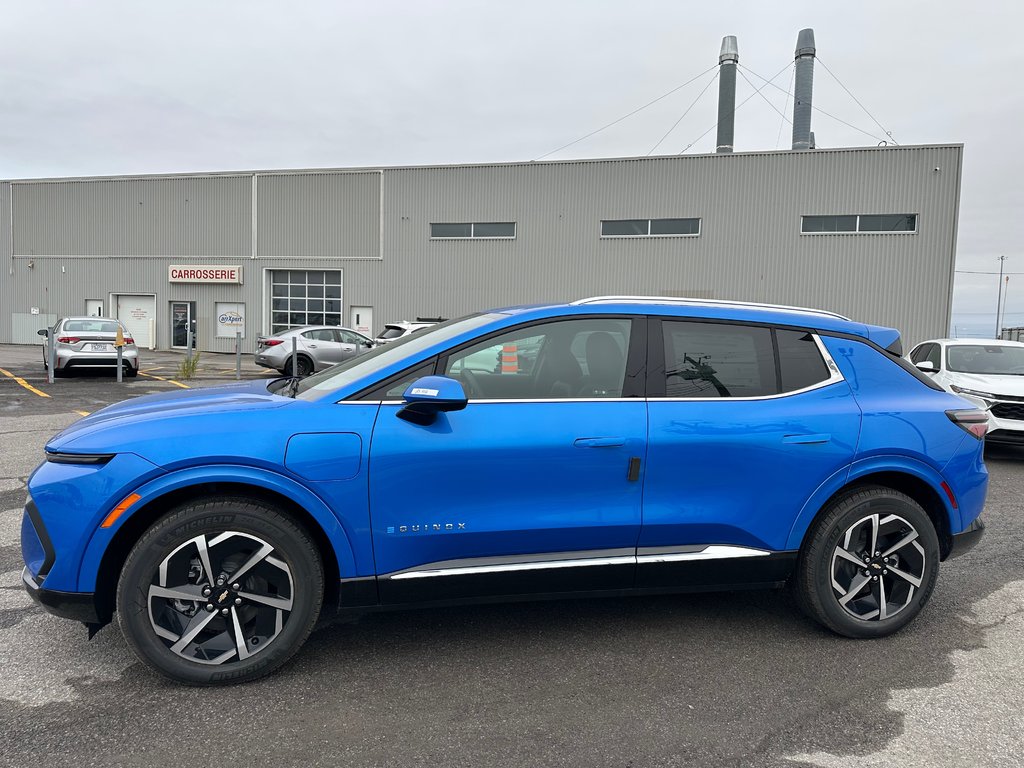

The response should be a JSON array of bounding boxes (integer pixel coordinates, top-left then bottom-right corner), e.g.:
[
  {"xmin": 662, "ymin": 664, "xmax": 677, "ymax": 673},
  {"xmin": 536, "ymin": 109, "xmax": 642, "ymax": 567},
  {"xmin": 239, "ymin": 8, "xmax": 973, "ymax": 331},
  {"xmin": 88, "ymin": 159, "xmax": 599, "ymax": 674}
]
[{"xmin": 570, "ymin": 295, "xmax": 851, "ymax": 321}]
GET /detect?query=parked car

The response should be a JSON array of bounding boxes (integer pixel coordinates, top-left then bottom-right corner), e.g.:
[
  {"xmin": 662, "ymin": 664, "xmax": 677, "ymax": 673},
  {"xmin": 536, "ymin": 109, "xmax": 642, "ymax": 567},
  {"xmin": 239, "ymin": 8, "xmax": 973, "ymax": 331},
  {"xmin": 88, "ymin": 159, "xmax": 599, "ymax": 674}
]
[
  {"xmin": 374, "ymin": 317, "xmax": 445, "ymax": 344},
  {"xmin": 38, "ymin": 317, "xmax": 139, "ymax": 377},
  {"xmin": 908, "ymin": 337, "xmax": 1024, "ymax": 446},
  {"xmin": 255, "ymin": 326, "xmax": 375, "ymax": 376},
  {"xmin": 22, "ymin": 297, "xmax": 987, "ymax": 684}
]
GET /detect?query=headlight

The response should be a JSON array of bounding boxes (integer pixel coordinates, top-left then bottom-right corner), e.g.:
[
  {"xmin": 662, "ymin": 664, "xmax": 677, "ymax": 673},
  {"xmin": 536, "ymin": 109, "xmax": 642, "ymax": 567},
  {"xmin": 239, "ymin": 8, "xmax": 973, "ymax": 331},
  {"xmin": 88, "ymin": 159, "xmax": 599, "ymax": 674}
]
[{"xmin": 950, "ymin": 385, "xmax": 996, "ymax": 401}]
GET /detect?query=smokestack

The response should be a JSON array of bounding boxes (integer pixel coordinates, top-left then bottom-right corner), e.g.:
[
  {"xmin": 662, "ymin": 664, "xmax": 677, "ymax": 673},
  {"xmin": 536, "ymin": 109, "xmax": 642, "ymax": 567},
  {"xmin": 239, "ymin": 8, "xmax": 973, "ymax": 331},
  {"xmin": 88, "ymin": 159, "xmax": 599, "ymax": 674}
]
[
  {"xmin": 791, "ymin": 28, "xmax": 816, "ymax": 150},
  {"xmin": 716, "ymin": 36, "xmax": 739, "ymax": 153}
]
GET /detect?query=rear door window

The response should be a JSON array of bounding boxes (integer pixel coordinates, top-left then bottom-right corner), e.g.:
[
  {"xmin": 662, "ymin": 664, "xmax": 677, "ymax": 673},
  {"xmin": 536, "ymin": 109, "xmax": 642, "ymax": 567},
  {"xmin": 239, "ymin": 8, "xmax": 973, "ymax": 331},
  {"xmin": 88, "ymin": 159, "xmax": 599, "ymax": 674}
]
[{"xmin": 659, "ymin": 321, "xmax": 776, "ymax": 398}]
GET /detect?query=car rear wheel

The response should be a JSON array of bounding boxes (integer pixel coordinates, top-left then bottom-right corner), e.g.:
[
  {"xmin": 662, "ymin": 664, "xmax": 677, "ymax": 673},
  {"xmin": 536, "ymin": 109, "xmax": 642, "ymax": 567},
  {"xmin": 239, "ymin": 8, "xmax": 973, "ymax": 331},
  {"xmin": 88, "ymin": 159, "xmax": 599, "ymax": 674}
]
[
  {"xmin": 795, "ymin": 486, "xmax": 940, "ymax": 638},
  {"xmin": 125, "ymin": 364, "xmax": 138, "ymax": 378},
  {"xmin": 116, "ymin": 497, "xmax": 324, "ymax": 685},
  {"xmin": 285, "ymin": 355, "xmax": 314, "ymax": 377}
]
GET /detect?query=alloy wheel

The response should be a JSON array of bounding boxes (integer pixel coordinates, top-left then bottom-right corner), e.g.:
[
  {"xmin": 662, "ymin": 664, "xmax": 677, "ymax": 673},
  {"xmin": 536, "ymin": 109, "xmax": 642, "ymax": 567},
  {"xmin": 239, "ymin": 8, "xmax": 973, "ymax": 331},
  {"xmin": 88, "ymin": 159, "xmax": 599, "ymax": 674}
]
[
  {"xmin": 147, "ymin": 531, "xmax": 295, "ymax": 665},
  {"xmin": 830, "ymin": 513, "xmax": 926, "ymax": 621}
]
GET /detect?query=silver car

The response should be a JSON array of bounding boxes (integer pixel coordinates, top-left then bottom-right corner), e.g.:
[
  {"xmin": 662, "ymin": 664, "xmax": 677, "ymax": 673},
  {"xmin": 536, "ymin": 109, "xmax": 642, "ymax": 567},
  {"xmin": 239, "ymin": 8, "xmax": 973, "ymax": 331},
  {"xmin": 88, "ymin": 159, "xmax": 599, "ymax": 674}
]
[
  {"xmin": 39, "ymin": 317, "xmax": 139, "ymax": 377},
  {"xmin": 255, "ymin": 325, "xmax": 375, "ymax": 376}
]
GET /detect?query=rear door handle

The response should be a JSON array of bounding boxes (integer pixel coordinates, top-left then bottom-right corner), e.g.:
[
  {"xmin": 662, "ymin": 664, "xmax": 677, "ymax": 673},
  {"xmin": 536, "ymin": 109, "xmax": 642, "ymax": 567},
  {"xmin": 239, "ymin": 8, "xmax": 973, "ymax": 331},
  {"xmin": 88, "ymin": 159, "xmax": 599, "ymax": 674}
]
[
  {"xmin": 573, "ymin": 437, "xmax": 626, "ymax": 448},
  {"xmin": 782, "ymin": 433, "xmax": 831, "ymax": 445}
]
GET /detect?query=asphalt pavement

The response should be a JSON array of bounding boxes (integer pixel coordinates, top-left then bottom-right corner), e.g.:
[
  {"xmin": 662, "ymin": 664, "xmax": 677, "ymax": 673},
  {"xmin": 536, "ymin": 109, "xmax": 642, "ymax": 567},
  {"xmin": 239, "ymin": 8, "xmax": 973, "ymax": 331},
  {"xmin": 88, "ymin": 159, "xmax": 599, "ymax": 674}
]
[{"xmin": 0, "ymin": 342, "xmax": 1022, "ymax": 768}]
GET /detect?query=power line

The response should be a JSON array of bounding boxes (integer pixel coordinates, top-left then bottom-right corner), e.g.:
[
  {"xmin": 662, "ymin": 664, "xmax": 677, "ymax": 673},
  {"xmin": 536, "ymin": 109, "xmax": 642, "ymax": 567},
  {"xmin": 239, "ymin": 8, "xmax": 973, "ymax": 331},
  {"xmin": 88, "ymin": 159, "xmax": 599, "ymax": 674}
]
[
  {"xmin": 678, "ymin": 61, "xmax": 792, "ymax": 154},
  {"xmin": 533, "ymin": 65, "xmax": 718, "ymax": 161},
  {"xmin": 647, "ymin": 70, "xmax": 719, "ymax": 155},
  {"xmin": 816, "ymin": 56, "xmax": 899, "ymax": 146},
  {"xmin": 739, "ymin": 65, "xmax": 891, "ymax": 145}
]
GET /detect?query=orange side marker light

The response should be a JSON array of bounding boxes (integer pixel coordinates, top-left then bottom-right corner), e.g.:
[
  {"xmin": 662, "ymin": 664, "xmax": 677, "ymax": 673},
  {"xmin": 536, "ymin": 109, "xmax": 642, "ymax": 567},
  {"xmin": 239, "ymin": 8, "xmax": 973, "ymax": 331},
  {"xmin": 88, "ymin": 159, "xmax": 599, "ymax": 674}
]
[{"xmin": 101, "ymin": 493, "xmax": 142, "ymax": 528}]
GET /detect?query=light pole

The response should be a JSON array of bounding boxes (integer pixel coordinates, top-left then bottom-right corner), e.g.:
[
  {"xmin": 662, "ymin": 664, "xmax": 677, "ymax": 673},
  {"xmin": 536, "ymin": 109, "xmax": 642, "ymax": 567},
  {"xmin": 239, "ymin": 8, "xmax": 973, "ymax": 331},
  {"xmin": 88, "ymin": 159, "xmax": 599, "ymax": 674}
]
[{"xmin": 995, "ymin": 255, "xmax": 1007, "ymax": 338}]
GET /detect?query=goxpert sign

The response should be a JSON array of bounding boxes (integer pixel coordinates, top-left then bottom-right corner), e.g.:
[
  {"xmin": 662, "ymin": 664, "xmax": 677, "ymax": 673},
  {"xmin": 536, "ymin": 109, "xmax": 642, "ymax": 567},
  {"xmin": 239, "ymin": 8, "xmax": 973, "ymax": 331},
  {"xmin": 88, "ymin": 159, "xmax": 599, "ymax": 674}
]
[{"xmin": 168, "ymin": 265, "xmax": 243, "ymax": 284}]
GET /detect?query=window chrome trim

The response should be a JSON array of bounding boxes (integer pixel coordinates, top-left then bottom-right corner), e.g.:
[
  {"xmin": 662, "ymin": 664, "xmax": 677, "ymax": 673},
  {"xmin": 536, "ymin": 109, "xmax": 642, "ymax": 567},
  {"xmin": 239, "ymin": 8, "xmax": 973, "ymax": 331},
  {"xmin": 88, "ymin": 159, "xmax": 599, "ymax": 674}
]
[
  {"xmin": 386, "ymin": 545, "xmax": 774, "ymax": 580},
  {"xmin": 650, "ymin": 332, "xmax": 845, "ymax": 402}
]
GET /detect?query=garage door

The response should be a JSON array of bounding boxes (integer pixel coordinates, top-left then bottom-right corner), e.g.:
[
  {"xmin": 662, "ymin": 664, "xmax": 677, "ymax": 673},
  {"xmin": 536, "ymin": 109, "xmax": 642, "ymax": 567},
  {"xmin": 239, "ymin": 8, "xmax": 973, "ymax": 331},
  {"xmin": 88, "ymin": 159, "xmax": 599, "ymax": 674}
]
[{"xmin": 116, "ymin": 295, "xmax": 156, "ymax": 349}]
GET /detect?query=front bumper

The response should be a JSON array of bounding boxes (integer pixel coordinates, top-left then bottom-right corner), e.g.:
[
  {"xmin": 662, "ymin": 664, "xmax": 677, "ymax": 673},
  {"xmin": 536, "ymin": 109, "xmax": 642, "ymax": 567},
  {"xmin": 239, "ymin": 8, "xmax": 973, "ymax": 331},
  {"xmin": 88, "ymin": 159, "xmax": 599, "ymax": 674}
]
[
  {"xmin": 947, "ymin": 517, "xmax": 985, "ymax": 560},
  {"xmin": 22, "ymin": 567, "xmax": 100, "ymax": 623}
]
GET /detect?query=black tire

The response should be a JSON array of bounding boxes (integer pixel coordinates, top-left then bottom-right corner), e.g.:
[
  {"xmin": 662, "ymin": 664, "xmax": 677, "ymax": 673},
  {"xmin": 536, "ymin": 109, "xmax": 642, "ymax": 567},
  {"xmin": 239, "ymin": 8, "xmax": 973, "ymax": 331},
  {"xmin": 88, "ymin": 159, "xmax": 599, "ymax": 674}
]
[
  {"xmin": 286, "ymin": 355, "xmax": 314, "ymax": 377},
  {"xmin": 116, "ymin": 497, "xmax": 324, "ymax": 685},
  {"xmin": 125, "ymin": 364, "xmax": 138, "ymax": 378},
  {"xmin": 795, "ymin": 486, "xmax": 940, "ymax": 638}
]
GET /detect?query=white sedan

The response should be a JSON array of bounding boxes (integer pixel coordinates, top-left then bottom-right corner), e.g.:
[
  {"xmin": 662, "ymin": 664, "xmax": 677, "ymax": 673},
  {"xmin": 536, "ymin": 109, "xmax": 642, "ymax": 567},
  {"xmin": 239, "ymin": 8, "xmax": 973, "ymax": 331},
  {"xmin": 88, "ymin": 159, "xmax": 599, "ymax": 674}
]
[{"xmin": 907, "ymin": 338, "xmax": 1024, "ymax": 446}]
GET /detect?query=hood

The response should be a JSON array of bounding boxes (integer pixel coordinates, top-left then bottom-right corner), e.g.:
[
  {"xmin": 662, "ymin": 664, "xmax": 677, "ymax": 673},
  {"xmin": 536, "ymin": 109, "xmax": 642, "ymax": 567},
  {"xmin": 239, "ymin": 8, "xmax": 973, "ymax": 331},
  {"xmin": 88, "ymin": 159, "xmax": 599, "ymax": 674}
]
[
  {"xmin": 946, "ymin": 372, "xmax": 1024, "ymax": 398},
  {"xmin": 48, "ymin": 379, "xmax": 290, "ymax": 452}
]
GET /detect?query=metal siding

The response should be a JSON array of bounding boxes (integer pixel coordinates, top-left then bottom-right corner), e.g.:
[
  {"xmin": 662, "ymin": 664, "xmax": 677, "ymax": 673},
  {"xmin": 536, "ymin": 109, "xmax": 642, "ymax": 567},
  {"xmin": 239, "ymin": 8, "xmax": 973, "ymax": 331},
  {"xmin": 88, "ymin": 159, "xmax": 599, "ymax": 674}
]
[
  {"xmin": 257, "ymin": 172, "xmax": 380, "ymax": 258},
  {"xmin": 381, "ymin": 146, "xmax": 960, "ymax": 347},
  {"xmin": 0, "ymin": 146, "xmax": 961, "ymax": 351},
  {"xmin": 0, "ymin": 182, "xmax": 11, "ymax": 342},
  {"xmin": 12, "ymin": 176, "xmax": 250, "ymax": 257}
]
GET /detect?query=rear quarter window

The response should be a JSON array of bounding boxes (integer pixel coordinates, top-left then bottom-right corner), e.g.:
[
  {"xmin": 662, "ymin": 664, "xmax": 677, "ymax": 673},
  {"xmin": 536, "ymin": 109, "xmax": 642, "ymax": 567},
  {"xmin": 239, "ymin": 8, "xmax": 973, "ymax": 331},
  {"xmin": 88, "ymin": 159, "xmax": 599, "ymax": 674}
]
[{"xmin": 776, "ymin": 329, "xmax": 830, "ymax": 392}]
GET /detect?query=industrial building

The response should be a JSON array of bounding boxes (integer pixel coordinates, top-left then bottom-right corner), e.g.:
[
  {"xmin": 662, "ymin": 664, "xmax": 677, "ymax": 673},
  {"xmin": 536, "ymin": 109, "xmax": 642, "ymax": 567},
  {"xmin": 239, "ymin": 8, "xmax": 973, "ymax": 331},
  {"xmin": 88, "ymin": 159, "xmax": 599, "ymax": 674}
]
[{"xmin": 0, "ymin": 31, "xmax": 962, "ymax": 354}]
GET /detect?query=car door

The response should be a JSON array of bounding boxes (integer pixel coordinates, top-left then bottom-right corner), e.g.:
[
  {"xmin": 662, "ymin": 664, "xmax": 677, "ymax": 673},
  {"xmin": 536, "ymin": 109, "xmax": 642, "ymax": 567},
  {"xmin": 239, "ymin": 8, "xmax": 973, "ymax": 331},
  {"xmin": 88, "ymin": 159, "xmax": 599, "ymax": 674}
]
[
  {"xmin": 301, "ymin": 328, "xmax": 345, "ymax": 366},
  {"xmin": 368, "ymin": 316, "xmax": 647, "ymax": 603},
  {"xmin": 638, "ymin": 318, "xmax": 861, "ymax": 589},
  {"xmin": 337, "ymin": 330, "xmax": 366, "ymax": 360}
]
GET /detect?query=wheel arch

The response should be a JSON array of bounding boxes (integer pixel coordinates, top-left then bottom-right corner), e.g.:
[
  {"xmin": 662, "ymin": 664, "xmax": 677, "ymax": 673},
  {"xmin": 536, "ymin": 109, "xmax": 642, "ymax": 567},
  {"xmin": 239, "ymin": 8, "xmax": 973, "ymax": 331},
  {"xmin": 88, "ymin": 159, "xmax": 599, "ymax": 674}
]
[
  {"xmin": 788, "ymin": 461, "xmax": 955, "ymax": 560},
  {"xmin": 85, "ymin": 470, "xmax": 355, "ymax": 625}
]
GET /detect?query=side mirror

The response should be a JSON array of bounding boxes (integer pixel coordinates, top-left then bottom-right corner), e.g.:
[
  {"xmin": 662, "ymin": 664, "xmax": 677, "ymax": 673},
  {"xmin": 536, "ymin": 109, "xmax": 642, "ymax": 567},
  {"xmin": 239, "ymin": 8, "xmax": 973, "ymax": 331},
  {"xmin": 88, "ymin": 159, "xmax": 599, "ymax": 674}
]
[
  {"xmin": 397, "ymin": 376, "xmax": 468, "ymax": 425},
  {"xmin": 37, "ymin": 329, "xmax": 49, "ymax": 337},
  {"xmin": 914, "ymin": 361, "xmax": 938, "ymax": 374},
  {"xmin": 364, "ymin": 340, "xmax": 374, "ymax": 348}
]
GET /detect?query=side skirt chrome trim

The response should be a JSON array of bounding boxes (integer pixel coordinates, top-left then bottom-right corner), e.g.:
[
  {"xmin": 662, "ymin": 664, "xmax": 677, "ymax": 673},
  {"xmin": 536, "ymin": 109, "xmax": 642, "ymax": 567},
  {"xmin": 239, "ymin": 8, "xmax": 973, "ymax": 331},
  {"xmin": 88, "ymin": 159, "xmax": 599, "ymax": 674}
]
[
  {"xmin": 387, "ymin": 545, "xmax": 773, "ymax": 580},
  {"xmin": 635, "ymin": 545, "xmax": 771, "ymax": 564}
]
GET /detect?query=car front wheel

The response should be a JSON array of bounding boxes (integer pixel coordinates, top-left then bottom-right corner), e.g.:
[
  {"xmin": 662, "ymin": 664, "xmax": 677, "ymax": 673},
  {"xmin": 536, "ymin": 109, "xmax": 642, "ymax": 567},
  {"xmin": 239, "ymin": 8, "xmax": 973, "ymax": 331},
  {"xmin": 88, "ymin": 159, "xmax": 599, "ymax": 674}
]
[
  {"xmin": 116, "ymin": 497, "xmax": 324, "ymax": 685},
  {"xmin": 795, "ymin": 486, "xmax": 940, "ymax": 638}
]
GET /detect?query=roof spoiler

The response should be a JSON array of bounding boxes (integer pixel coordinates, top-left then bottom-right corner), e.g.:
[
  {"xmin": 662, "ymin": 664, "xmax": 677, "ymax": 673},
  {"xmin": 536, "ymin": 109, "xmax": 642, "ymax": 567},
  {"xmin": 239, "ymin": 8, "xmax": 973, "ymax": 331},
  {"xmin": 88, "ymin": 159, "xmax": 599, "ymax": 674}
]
[{"xmin": 864, "ymin": 324, "xmax": 903, "ymax": 356}]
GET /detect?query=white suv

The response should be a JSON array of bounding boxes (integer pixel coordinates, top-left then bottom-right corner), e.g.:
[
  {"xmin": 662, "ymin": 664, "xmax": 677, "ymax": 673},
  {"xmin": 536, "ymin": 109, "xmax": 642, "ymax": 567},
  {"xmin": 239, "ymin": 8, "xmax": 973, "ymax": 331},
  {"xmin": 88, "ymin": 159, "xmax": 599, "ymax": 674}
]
[
  {"xmin": 374, "ymin": 318, "xmax": 444, "ymax": 344},
  {"xmin": 908, "ymin": 338, "xmax": 1024, "ymax": 446}
]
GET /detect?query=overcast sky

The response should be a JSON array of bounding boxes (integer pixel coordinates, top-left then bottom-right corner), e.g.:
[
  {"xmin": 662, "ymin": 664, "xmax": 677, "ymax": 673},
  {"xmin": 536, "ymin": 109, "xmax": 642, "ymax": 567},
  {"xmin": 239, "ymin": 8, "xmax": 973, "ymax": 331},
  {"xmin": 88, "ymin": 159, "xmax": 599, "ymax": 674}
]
[{"xmin": 2, "ymin": 0, "xmax": 1022, "ymax": 336}]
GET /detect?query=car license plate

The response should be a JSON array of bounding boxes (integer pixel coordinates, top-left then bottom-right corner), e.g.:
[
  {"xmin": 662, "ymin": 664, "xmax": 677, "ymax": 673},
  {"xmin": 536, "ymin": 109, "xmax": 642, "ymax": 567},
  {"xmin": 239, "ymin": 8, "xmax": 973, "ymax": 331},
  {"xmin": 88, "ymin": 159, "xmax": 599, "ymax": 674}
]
[{"xmin": 90, "ymin": 343, "xmax": 111, "ymax": 351}]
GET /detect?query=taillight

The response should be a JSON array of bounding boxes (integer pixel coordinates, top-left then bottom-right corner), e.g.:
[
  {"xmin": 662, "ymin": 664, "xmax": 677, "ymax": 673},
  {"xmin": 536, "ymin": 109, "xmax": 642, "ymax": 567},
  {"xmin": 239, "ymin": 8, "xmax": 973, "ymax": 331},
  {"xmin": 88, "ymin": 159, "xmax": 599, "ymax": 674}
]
[
  {"xmin": 262, "ymin": 339, "xmax": 284, "ymax": 347},
  {"xmin": 124, "ymin": 337, "xmax": 135, "ymax": 345},
  {"xmin": 56, "ymin": 336, "xmax": 80, "ymax": 344},
  {"xmin": 946, "ymin": 409, "xmax": 989, "ymax": 440}
]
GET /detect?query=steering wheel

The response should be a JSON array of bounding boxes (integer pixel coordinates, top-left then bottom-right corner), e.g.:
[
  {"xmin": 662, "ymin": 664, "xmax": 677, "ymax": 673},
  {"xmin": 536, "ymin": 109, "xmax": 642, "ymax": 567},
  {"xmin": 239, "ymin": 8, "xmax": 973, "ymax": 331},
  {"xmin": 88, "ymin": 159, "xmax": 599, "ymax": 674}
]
[{"xmin": 459, "ymin": 369, "xmax": 482, "ymax": 399}]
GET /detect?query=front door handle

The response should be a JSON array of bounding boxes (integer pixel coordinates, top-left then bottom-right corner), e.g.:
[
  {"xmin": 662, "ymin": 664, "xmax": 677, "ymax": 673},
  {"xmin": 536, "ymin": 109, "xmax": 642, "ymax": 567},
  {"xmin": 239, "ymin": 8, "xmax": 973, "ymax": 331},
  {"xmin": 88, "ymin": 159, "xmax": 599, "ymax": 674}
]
[
  {"xmin": 573, "ymin": 437, "xmax": 626, "ymax": 448},
  {"xmin": 782, "ymin": 433, "xmax": 831, "ymax": 445}
]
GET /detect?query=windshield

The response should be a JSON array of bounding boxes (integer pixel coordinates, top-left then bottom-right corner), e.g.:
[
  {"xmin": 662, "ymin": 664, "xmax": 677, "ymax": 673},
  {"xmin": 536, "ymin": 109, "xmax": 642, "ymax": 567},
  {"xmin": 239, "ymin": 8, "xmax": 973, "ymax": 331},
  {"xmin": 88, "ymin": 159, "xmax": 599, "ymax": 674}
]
[
  {"xmin": 947, "ymin": 344, "xmax": 1024, "ymax": 375},
  {"xmin": 293, "ymin": 313, "xmax": 501, "ymax": 399}
]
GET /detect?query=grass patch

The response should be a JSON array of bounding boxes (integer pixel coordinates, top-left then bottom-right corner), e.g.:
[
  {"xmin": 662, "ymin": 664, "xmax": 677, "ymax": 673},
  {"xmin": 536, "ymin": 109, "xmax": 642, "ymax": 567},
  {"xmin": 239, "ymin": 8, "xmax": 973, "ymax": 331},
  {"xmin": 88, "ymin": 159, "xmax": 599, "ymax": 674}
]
[{"xmin": 177, "ymin": 352, "xmax": 201, "ymax": 380}]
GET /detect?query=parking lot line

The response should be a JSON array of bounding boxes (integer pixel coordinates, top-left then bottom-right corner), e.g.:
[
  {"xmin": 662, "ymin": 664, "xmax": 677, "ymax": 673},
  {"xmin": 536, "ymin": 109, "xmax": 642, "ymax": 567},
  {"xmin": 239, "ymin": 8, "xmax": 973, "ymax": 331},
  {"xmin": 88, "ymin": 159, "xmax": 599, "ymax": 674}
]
[
  {"xmin": 0, "ymin": 366, "xmax": 51, "ymax": 399},
  {"xmin": 138, "ymin": 371, "xmax": 190, "ymax": 389},
  {"xmin": 75, "ymin": 410, "xmax": 90, "ymax": 417}
]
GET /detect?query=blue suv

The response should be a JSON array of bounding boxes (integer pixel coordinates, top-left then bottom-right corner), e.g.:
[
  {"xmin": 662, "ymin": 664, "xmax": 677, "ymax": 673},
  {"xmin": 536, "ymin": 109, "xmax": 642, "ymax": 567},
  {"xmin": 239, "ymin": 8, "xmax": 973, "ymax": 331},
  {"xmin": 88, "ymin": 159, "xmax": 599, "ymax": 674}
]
[{"xmin": 21, "ymin": 297, "xmax": 988, "ymax": 684}]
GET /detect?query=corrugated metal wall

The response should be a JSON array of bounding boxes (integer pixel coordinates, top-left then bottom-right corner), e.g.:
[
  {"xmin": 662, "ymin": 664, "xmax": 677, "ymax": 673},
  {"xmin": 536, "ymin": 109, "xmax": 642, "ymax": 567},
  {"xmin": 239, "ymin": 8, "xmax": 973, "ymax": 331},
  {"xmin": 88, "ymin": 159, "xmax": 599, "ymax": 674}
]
[
  {"xmin": 13, "ymin": 176, "xmax": 251, "ymax": 256},
  {"xmin": 380, "ymin": 145, "xmax": 961, "ymax": 346},
  {"xmin": 257, "ymin": 172, "xmax": 381, "ymax": 258},
  {"xmin": 0, "ymin": 145, "xmax": 962, "ymax": 354}
]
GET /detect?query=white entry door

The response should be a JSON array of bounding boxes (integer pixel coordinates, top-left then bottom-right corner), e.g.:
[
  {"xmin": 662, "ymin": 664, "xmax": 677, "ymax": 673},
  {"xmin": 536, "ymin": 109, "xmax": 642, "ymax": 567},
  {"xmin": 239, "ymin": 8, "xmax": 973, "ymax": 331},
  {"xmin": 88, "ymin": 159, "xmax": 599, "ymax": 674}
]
[
  {"xmin": 116, "ymin": 294, "xmax": 156, "ymax": 348},
  {"xmin": 85, "ymin": 299, "xmax": 104, "ymax": 317},
  {"xmin": 349, "ymin": 306, "xmax": 373, "ymax": 337}
]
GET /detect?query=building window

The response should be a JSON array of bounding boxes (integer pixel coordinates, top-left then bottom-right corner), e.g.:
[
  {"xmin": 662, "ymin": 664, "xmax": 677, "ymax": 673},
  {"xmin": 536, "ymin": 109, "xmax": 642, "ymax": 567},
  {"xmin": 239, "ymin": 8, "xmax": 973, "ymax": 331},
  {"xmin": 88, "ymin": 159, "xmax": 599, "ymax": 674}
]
[
  {"xmin": 430, "ymin": 222, "xmax": 516, "ymax": 239},
  {"xmin": 801, "ymin": 214, "xmax": 917, "ymax": 234},
  {"xmin": 270, "ymin": 270, "xmax": 342, "ymax": 334},
  {"xmin": 601, "ymin": 218, "xmax": 700, "ymax": 237}
]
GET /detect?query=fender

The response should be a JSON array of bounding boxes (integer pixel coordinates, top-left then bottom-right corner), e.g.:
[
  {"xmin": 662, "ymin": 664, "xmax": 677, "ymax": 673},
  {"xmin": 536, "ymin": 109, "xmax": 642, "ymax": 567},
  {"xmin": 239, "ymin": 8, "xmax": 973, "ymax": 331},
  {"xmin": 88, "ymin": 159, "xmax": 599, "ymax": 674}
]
[
  {"xmin": 784, "ymin": 454, "xmax": 957, "ymax": 551},
  {"xmin": 75, "ymin": 464, "xmax": 364, "ymax": 592}
]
